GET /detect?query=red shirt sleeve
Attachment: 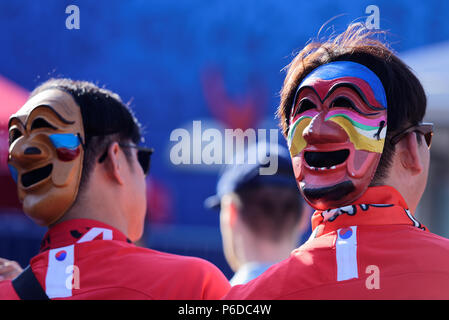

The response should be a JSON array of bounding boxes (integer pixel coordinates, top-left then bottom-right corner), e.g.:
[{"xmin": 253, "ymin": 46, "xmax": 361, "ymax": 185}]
[
  {"xmin": 0, "ymin": 280, "xmax": 20, "ymax": 300},
  {"xmin": 197, "ymin": 260, "xmax": 231, "ymax": 299}
]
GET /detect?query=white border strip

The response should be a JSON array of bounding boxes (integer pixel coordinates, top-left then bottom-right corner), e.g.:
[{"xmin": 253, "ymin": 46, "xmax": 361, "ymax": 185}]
[
  {"xmin": 45, "ymin": 244, "xmax": 75, "ymax": 298},
  {"xmin": 336, "ymin": 226, "xmax": 358, "ymax": 281}
]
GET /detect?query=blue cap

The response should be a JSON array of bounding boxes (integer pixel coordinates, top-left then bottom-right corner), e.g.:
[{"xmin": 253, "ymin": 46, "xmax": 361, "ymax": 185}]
[{"xmin": 204, "ymin": 142, "xmax": 299, "ymax": 209}]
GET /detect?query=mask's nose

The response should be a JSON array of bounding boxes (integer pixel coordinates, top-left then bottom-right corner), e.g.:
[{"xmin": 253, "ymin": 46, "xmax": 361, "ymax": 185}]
[
  {"xmin": 9, "ymin": 139, "xmax": 50, "ymax": 167},
  {"xmin": 302, "ymin": 112, "xmax": 348, "ymax": 145}
]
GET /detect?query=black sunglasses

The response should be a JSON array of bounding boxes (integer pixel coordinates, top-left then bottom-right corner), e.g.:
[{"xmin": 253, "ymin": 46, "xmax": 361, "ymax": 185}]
[
  {"xmin": 98, "ymin": 143, "xmax": 154, "ymax": 176},
  {"xmin": 390, "ymin": 122, "xmax": 434, "ymax": 149}
]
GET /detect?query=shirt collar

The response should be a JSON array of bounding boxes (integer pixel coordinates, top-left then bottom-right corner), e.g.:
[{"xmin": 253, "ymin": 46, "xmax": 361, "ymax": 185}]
[
  {"xmin": 40, "ymin": 218, "xmax": 132, "ymax": 252},
  {"xmin": 310, "ymin": 185, "xmax": 428, "ymax": 238}
]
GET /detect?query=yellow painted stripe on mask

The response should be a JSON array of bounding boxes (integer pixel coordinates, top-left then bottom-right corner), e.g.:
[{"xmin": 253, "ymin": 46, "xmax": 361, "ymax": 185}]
[
  {"xmin": 288, "ymin": 117, "xmax": 312, "ymax": 157},
  {"xmin": 328, "ymin": 116, "xmax": 385, "ymax": 153}
]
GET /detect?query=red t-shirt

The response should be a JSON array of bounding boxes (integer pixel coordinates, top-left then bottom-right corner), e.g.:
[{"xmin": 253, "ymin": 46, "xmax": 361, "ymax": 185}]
[
  {"xmin": 0, "ymin": 219, "xmax": 230, "ymax": 299},
  {"xmin": 223, "ymin": 186, "xmax": 449, "ymax": 299}
]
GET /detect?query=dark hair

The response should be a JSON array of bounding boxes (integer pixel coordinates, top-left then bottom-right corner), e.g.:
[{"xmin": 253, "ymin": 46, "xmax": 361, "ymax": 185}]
[
  {"xmin": 232, "ymin": 185, "xmax": 304, "ymax": 242},
  {"xmin": 277, "ymin": 23, "xmax": 427, "ymax": 184},
  {"xmin": 30, "ymin": 78, "xmax": 142, "ymax": 190}
]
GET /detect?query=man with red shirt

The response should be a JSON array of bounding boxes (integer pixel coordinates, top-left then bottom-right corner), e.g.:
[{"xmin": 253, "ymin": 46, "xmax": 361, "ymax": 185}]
[
  {"xmin": 223, "ymin": 24, "xmax": 449, "ymax": 299},
  {"xmin": 0, "ymin": 79, "xmax": 230, "ymax": 299}
]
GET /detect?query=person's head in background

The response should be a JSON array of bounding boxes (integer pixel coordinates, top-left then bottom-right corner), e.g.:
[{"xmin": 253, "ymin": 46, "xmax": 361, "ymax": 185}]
[
  {"xmin": 8, "ymin": 79, "xmax": 153, "ymax": 242},
  {"xmin": 277, "ymin": 23, "xmax": 432, "ymax": 213},
  {"xmin": 205, "ymin": 142, "xmax": 311, "ymax": 285}
]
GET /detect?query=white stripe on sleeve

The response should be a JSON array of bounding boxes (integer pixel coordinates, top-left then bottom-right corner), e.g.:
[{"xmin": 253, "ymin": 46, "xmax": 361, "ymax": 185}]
[
  {"xmin": 336, "ymin": 226, "xmax": 358, "ymax": 281},
  {"xmin": 45, "ymin": 244, "xmax": 75, "ymax": 298}
]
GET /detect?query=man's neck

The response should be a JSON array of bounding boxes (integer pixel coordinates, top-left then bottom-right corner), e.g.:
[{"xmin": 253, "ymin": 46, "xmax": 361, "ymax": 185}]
[
  {"xmin": 234, "ymin": 230, "xmax": 296, "ymax": 268},
  {"xmin": 373, "ymin": 180, "xmax": 418, "ymax": 214},
  {"xmin": 54, "ymin": 193, "xmax": 129, "ymax": 237}
]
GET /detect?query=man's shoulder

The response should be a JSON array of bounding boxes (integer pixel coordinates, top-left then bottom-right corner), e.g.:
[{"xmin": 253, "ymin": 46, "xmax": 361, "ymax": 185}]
[
  {"xmin": 150, "ymin": 248, "xmax": 223, "ymax": 274},
  {"xmin": 224, "ymin": 242, "xmax": 333, "ymax": 300},
  {"xmin": 31, "ymin": 241, "xmax": 230, "ymax": 299},
  {"xmin": 399, "ymin": 227, "xmax": 449, "ymax": 265},
  {"xmin": 113, "ymin": 246, "xmax": 230, "ymax": 299},
  {"xmin": 413, "ymin": 227, "xmax": 449, "ymax": 246},
  {"xmin": 35, "ymin": 240, "xmax": 226, "ymax": 279},
  {"xmin": 77, "ymin": 240, "xmax": 228, "ymax": 281},
  {"xmin": 114, "ymin": 244, "xmax": 224, "ymax": 275},
  {"xmin": 367, "ymin": 225, "xmax": 449, "ymax": 261}
]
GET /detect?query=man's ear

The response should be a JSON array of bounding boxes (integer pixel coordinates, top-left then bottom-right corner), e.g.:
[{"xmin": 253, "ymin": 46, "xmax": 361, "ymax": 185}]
[
  {"xmin": 220, "ymin": 194, "xmax": 239, "ymax": 228},
  {"xmin": 397, "ymin": 132, "xmax": 423, "ymax": 175},
  {"xmin": 228, "ymin": 199, "xmax": 239, "ymax": 228},
  {"xmin": 103, "ymin": 142, "xmax": 125, "ymax": 185}
]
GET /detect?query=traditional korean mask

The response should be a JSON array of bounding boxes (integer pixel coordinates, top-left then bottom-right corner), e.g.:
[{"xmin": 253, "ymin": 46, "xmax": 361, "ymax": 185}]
[
  {"xmin": 287, "ymin": 61, "xmax": 387, "ymax": 210},
  {"xmin": 8, "ymin": 89, "xmax": 85, "ymax": 226}
]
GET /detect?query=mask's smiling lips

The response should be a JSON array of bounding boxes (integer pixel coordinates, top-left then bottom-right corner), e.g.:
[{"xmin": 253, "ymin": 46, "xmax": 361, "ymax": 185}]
[
  {"xmin": 304, "ymin": 149, "xmax": 349, "ymax": 171},
  {"xmin": 21, "ymin": 164, "xmax": 53, "ymax": 188}
]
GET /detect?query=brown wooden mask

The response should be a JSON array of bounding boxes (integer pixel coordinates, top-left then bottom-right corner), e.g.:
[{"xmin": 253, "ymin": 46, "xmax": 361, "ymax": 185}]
[{"xmin": 8, "ymin": 89, "xmax": 85, "ymax": 226}]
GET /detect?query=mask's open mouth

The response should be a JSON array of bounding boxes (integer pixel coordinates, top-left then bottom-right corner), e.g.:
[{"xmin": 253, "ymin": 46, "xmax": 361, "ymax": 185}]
[
  {"xmin": 304, "ymin": 149, "xmax": 349, "ymax": 170},
  {"xmin": 21, "ymin": 164, "xmax": 53, "ymax": 188}
]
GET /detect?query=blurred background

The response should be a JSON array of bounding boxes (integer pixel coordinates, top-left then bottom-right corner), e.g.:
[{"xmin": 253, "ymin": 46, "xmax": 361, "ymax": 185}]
[{"xmin": 0, "ymin": 0, "xmax": 448, "ymax": 279}]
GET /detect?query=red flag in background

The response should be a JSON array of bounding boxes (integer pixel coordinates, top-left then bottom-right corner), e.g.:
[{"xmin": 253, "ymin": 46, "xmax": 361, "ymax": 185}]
[
  {"xmin": 201, "ymin": 67, "xmax": 267, "ymax": 130},
  {"xmin": 0, "ymin": 75, "xmax": 28, "ymax": 209}
]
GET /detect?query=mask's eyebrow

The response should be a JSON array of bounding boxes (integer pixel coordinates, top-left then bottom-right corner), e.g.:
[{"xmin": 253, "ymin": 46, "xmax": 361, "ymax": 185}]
[
  {"xmin": 323, "ymin": 82, "xmax": 385, "ymax": 112},
  {"xmin": 8, "ymin": 117, "xmax": 25, "ymax": 129},
  {"xmin": 27, "ymin": 105, "xmax": 76, "ymax": 126},
  {"xmin": 291, "ymin": 85, "xmax": 321, "ymax": 118}
]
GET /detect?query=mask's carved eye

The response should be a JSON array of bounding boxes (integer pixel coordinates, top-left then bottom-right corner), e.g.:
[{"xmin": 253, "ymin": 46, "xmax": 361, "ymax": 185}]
[
  {"xmin": 30, "ymin": 118, "xmax": 57, "ymax": 131},
  {"xmin": 9, "ymin": 128, "xmax": 22, "ymax": 145},
  {"xmin": 293, "ymin": 99, "xmax": 316, "ymax": 118},
  {"xmin": 330, "ymin": 97, "xmax": 356, "ymax": 110}
]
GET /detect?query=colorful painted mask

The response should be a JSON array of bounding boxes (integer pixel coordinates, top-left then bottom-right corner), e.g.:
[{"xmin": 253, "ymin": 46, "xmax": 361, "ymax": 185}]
[
  {"xmin": 8, "ymin": 89, "xmax": 85, "ymax": 226},
  {"xmin": 287, "ymin": 61, "xmax": 387, "ymax": 210}
]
